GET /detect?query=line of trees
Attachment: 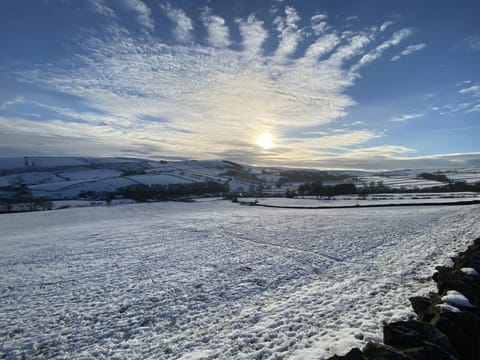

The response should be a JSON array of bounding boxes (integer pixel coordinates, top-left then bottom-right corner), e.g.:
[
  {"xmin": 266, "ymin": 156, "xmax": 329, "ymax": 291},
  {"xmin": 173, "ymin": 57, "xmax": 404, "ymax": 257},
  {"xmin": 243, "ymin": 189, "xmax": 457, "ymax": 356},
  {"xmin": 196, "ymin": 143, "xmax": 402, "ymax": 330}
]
[
  {"xmin": 357, "ymin": 180, "xmax": 480, "ymax": 195},
  {"xmin": 276, "ymin": 170, "xmax": 353, "ymax": 188},
  {"xmin": 0, "ymin": 184, "xmax": 53, "ymax": 213},
  {"xmin": 297, "ymin": 181, "xmax": 357, "ymax": 197},
  {"xmin": 297, "ymin": 179, "xmax": 480, "ymax": 197},
  {"xmin": 417, "ymin": 172, "xmax": 450, "ymax": 183},
  {"xmin": 116, "ymin": 181, "xmax": 229, "ymax": 202}
]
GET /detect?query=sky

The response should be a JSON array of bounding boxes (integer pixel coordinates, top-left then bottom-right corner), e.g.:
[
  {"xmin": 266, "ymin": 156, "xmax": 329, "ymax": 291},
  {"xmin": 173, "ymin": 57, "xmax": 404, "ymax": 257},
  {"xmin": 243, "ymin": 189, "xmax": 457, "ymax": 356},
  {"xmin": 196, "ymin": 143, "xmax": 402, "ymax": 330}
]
[{"xmin": 1, "ymin": 0, "xmax": 479, "ymax": 170}]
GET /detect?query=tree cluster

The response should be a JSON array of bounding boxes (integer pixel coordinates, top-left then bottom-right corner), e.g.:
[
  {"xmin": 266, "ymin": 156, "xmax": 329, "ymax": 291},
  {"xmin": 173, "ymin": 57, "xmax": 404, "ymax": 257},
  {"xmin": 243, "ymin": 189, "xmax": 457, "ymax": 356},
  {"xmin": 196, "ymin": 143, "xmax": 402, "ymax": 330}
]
[
  {"xmin": 358, "ymin": 180, "xmax": 480, "ymax": 195},
  {"xmin": 276, "ymin": 170, "xmax": 353, "ymax": 188},
  {"xmin": 116, "ymin": 181, "xmax": 229, "ymax": 202},
  {"xmin": 417, "ymin": 172, "xmax": 450, "ymax": 183},
  {"xmin": 297, "ymin": 181, "xmax": 357, "ymax": 196},
  {"xmin": 0, "ymin": 184, "xmax": 53, "ymax": 213}
]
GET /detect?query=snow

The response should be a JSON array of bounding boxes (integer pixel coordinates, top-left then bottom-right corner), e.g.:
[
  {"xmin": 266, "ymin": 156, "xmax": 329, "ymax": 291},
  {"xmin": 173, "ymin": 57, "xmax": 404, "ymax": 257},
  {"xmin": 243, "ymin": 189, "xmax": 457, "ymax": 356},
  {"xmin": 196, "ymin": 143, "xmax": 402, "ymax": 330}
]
[
  {"xmin": 444, "ymin": 168, "xmax": 480, "ymax": 184},
  {"xmin": 440, "ymin": 290, "xmax": 475, "ymax": 308},
  {"xmin": 58, "ymin": 169, "xmax": 122, "ymax": 181},
  {"xmin": 0, "ymin": 172, "xmax": 65, "ymax": 187},
  {"xmin": 0, "ymin": 157, "xmax": 26, "ymax": 170},
  {"xmin": 27, "ymin": 157, "xmax": 90, "ymax": 168},
  {"xmin": 355, "ymin": 175, "xmax": 446, "ymax": 190},
  {"xmin": 460, "ymin": 267, "xmax": 480, "ymax": 276},
  {"xmin": 29, "ymin": 178, "xmax": 139, "ymax": 198},
  {"xmin": 128, "ymin": 174, "xmax": 196, "ymax": 186},
  {"xmin": 1, "ymin": 202, "xmax": 479, "ymax": 359},
  {"xmin": 436, "ymin": 304, "xmax": 461, "ymax": 313}
]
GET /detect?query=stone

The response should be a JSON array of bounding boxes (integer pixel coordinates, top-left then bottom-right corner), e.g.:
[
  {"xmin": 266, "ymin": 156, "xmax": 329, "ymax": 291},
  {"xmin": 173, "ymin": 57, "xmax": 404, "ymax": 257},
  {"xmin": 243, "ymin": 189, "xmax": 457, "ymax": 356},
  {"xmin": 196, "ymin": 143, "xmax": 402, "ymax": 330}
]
[
  {"xmin": 453, "ymin": 238, "xmax": 480, "ymax": 272},
  {"xmin": 362, "ymin": 342, "xmax": 413, "ymax": 359},
  {"xmin": 432, "ymin": 267, "xmax": 480, "ymax": 308},
  {"xmin": 433, "ymin": 310, "xmax": 480, "ymax": 360},
  {"xmin": 409, "ymin": 297, "xmax": 434, "ymax": 322},
  {"xmin": 383, "ymin": 321, "xmax": 458, "ymax": 359},
  {"xmin": 402, "ymin": 342, "xmax": 458, "ymax": 360},
  {"xmin": 434, "ymin": 316, "xmax": 474, "ymax": 360},
  {"xmin": 326, "ymin": 347, "xmax": 365, "ymax": 360},
  {"xmin": 409, "ymin": 297, "xmax": 430, "ymax": 318}
]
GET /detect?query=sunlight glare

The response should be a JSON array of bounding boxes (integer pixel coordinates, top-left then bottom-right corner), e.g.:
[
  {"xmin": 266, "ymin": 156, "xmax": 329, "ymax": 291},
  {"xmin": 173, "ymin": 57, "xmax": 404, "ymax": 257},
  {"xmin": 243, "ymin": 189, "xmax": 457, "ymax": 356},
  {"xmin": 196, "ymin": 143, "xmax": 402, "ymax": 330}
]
[{"xmin": 256, "ymin": 133, "xmax": 274, "ymax": 150}]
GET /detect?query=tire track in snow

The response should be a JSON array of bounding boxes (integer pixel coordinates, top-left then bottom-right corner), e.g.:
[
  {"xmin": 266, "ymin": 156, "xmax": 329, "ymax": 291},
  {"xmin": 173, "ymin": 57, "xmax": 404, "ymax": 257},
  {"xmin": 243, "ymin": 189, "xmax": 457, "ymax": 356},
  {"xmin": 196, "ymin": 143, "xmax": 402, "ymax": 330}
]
[{"xmin": 220, "ymin": 228, "xmax": 366, "ymax": 269}]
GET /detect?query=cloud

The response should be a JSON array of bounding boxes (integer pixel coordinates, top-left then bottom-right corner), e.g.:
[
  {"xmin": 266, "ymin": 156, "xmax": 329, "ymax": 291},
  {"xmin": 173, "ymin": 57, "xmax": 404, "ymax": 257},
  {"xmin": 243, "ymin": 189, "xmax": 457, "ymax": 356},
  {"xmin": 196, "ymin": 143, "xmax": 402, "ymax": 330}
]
[
  {"xmin": 459, "ymin": 84, "xmax": 480, "ymax": 96},
  {"xmin": 287, "ymin": 130, "xmax": 383, "ymax": 149},
  {"xmin": 330, "ymin": 32, "xmax": 373, "ymax": 65},
  {"xmin": 458, "ymin": 83, "xmax": 480, "ymax": 113},
  {"xmin": 303, "ymin": 33, "xmax": 339, "ymax": 64},
  {"xmin": 201, "ymin": 7, "xmax": 231, "ymax": 48},
  {"xmin": 391, "ymin": 43, "xmax": 426, "ymax": 61},
  {"xmin": 389, "ymin": 112, "xmax": 425, "ymax": 122},
  {"xmin": 351, "ymin": 28, "xmax": 413, "ymax": 71},
  {"xmin": 311, "ymin": 13, "xmax": 328, "ymax": 35},
  {"xmin": 120, "ymin": 0, "xmax": 154, "ymax": 31},
  {"xmin": 0, "ymin": 96, "xmax": 25, "ymax": 110},
  {"xmin": 162, "ymin": 3, "xmax": 193, "ymax": 43},
  {"xmin": 274, "ymin": 6, "xmax": 304, "ymax": 59},
  {"xmin": 379, "ymin": 21, "xmax": 394, "ymax": 32},
  {"xmin": 236, "ymin": 15, "xmax": 268, "ymax": 56},
  {"xmin": 87, "ymin": 0, "xmax": 115, "ymax": 18},
  {"xmin": 303, "ymin": 150, "xmax": 480, "ymax": 171},
  {"xmin": 8, "ymin": 5, "xmax": 418, "ymax": 168}
]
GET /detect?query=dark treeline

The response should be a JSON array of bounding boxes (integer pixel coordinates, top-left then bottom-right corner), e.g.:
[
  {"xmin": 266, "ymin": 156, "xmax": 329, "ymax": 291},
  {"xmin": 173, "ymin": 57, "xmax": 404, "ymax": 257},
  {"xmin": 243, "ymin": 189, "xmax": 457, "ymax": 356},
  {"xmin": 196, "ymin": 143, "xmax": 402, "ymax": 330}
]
[
  {"xmin": 416, "ymin": 172, "xmax": 450, "ymax": 183},
  {"xmin": 116, "ymin": 181, "xmax": 229, "ymax": 202},
  {"xmin": 358, "ymin": 180, "xmax": 480, "ymax": 194},
  {"xmin": 297, "ymin": 179, "xmax": 480, "ymax": 197},
  {"xmin": 277, "ymin": 170, "xmax": 352, "ymax": 187},
  {"xmin": 297, "ymin": 181, "xmax": 357, "ymax": 197},
  {"xmin": 0, "ymin": 184, "xmax": 53, "ymax": 213}
]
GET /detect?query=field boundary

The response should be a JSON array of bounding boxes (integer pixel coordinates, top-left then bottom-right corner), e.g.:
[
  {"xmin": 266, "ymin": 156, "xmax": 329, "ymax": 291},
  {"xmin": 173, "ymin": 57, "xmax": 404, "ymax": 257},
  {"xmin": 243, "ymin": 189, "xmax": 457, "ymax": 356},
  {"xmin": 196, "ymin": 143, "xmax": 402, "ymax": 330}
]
[{"xmin": 250, "ymin": 199, "xmax": 480, "ymax": 210}]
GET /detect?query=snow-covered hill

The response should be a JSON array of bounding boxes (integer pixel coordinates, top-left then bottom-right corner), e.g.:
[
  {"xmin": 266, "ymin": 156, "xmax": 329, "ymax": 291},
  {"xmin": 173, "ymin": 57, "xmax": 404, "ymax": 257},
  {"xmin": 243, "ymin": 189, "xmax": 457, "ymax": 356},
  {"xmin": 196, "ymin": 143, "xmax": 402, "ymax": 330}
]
[
  {"xmin": 0, "ymin": 157, "xmax": 260, "ymax": 200},
  {"xmin": 0, "ymin": 157, "xmax": 479, "ymax": 203}
]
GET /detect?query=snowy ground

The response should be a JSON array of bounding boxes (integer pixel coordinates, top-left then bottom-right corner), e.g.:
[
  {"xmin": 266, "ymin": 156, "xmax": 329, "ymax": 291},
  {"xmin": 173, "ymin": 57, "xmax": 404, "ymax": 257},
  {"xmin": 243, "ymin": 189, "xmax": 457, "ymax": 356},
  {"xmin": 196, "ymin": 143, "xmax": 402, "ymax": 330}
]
[{"xmin": 1, "ymin": 202, "xmax": 479, "ymax": 359}]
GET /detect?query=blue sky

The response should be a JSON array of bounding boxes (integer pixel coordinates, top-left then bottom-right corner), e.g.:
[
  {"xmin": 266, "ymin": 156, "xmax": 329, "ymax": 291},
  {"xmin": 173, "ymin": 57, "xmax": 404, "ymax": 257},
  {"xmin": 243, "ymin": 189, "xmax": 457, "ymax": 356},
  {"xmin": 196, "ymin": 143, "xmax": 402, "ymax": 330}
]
[{"xmin": 1, "ymin": 0, "xmax": 479, "ymax": 170}]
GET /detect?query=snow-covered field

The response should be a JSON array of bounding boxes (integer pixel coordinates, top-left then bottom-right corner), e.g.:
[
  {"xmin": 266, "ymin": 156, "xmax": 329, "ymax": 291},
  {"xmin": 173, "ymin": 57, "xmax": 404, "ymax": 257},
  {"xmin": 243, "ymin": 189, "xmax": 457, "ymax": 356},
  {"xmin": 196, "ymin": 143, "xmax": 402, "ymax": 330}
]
[
  {"xmin": 354, "ymin": 175, "xmax": 445, "ymax": 189},
  {"xmin": 1, "ymin": 202, "xmax": 480, "ymax": 359}
]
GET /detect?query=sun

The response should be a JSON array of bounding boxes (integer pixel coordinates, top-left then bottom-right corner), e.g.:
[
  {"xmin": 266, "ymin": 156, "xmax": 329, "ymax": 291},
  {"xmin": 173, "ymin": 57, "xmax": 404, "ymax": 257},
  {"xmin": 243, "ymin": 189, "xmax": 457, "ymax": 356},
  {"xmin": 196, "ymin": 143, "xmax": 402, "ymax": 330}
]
[{"xmin": 256, "ymin": 133, "xmax": 274, "ymax": 150}]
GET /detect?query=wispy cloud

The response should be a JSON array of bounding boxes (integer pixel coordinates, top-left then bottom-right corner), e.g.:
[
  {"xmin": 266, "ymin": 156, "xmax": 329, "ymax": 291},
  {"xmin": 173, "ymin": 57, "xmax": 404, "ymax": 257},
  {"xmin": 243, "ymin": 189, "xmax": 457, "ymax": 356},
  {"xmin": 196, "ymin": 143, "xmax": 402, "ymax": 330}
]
[
  {"xmin": 458, "ymin": 82, "xmax": 480, "ymax": 113},
  {"xmin": 459, "ymin": 84, "xmax": 480, "ymax": 96},
  {"xmin": 389, "ymin": 112, "xmax": 425, "ymax": 122},
  {"xmin": 311, "ymin": 13, "xmax": 328, "ymax": 35},
  {"xmin": 0, "ymin": 96, "xmax": 25, "ymax": 110},
  {"xmin": 391, "ymin": 43, "xmax": 426, "ymax": 61},
  {"xmin": 274, "ymin": 6, "xmax": 304, "ymax": 60},
  {"xmin": 379, "ymin": 21, "xmax": 394, "ymax": 32},
  {"xmin": 120, "ymin": 0, "xmax": 154, "ymax": 31},
  {"xmin": 287, "ymin": 130, "xmax": 383, "ymax": 149},
  {"xmin": 6, "ymin": 5, "xmax": 422, "ymax": 167},
  {"xmin": 300, "ymin": 150, "xmax": 480, "ymax": 171},
  {"xmin": 351, "ymin": 28, "xmax": 412, "ymax": 71},
  {"xmin": 87, "ymin": 0, "xmax": 116, "ymax": 18},
  {"xmin": 236, "ymin": 15, "xmax": 268, "ymax": 56},
  {"xmin": 162, "ymin": 3, "xmax": 193, "ymax": 43},
  {"xmin": 201, "ymin": 7, "xmax": 231, "ymax": 48}
]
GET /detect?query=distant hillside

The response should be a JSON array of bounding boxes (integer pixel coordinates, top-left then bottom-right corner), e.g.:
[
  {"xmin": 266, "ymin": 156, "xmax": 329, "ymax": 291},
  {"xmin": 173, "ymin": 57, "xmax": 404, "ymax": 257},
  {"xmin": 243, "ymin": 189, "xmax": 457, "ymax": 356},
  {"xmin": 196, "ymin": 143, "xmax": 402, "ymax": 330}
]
[{"xmin": 0, "ymin": 157, "xmax": 479, "ymax": 212}]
